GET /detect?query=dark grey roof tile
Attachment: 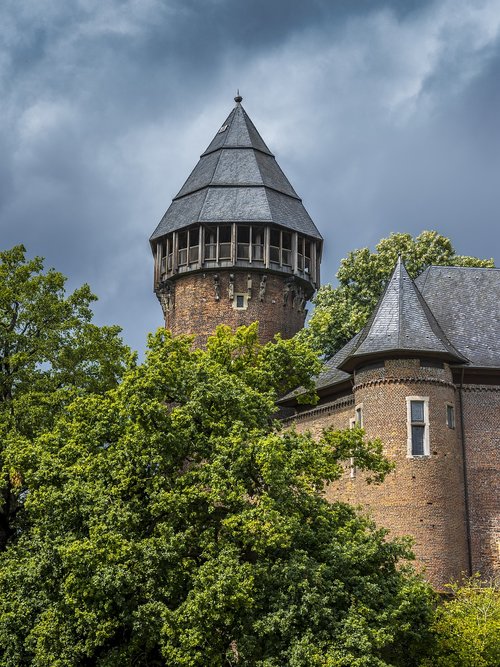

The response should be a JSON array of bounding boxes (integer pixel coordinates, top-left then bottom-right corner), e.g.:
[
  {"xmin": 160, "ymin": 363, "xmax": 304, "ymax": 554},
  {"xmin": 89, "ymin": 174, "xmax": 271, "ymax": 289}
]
[
  {"xmin": 199, "ymin": 187, "xmax": 271, "ymax": 222},
  {"xmin": 150, "ymin": 101, "xmax": 322, "ymax": 242},
  {"xmin": 265, "ymin": 188, "xmax": 322, "ymax": 239},
  {"xmin": 150, "ymin": 190, "xmax": 207, "ymax": 239},
  {"xmin": 175, "ymin": 151, "xmax": 220, "ymax": 199},
  {"xmin": 415, "ymin": 266, "xmax": 500, "ymax": 368},
  {"xmin": 255, "ymin": 151, "xmax": 298, "ymax": 198},
  {"xmin": 339, "ymin": 258, "xmax": 466, "ymax": 370},
  {"xmin": 212, "ymin": 149, "xmax": 263, "ymax": 185}
]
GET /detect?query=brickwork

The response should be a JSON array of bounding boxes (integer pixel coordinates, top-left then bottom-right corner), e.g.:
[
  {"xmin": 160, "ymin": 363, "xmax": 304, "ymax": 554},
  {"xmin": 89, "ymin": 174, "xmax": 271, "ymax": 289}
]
[
  {"xmin": 291, "ymin": 359, "xmax": 470, "ymax": 589},
  {"xmin": 461, "ymin": 385, "xmax": 500, "ymax": 578},
  {"xmin": 283, "ymin": 395, "xmax": 355, "ymax": 435},
  {"xmin": 160, "ymin": 270, "xmax": 307, "ymax": 346}
]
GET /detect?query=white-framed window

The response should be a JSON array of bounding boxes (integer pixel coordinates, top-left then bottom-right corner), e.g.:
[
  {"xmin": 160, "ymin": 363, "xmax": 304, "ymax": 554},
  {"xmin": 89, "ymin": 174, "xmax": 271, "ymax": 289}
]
[
  {"xmin": 406, "ymin": 396, "xmax": 430, "ymax": 457},
  {"xmin": 233, "ymin": 294, "xmax": 248, "ymax": 310},
  {"xmin": 446, "ymin": 403, "xmax": 455, "ymax": 429}
]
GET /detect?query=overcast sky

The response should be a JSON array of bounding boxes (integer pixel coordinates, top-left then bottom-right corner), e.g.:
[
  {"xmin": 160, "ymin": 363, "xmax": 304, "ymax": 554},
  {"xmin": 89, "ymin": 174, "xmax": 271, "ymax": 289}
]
[{"xmin": 1, "ymin": 0, "xmax": 499, "ymax": 354}]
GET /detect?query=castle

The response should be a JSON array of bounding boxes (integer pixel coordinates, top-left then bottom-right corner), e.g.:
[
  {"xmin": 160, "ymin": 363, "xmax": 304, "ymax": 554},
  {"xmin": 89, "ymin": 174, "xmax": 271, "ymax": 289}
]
[{"xmin": 150, "ymin": 96, "xmax": 500, "ymax": 589}]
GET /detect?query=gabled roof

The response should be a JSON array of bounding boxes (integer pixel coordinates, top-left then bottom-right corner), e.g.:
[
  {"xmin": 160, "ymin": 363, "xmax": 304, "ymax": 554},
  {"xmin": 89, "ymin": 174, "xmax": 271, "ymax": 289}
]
[
  {"xmin": 415, "ymin": 266, "xmax": 500, "ymax": 368},
  {"xmin": 338, "ymin": 258, "xmax": 467, "ymax": 372},
  {"xmin": 150, "ymin": 98, "xmax": 322, "ymax": 242}
]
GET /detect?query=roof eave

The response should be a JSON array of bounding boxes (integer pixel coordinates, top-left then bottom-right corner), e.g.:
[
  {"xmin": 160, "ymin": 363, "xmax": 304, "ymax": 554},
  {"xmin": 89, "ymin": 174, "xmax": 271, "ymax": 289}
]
[{"xmin": 338, "ymin": 348, "xmax": 468, "ymax": 373}]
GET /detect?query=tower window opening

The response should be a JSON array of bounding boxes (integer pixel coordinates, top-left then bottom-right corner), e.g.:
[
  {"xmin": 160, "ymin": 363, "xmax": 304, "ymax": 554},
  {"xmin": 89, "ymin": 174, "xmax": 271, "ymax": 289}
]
[
  {"xmin": 178, "ymin": 231, "xmax": 188, "ymax": 266},
  {"xmin": 270, "ymin": 229, "xmax": 280, "ymax": 263},
  {"xmin": 282, "ymin": 232, "xmax": 292, "ymax": 266},
  {"xmin": 205, "ymin": 227, "xmax": 216, "ymax": 260},
  {"xmin": 167, "ymin": 235, "xmax": 173, "ymax": 272},
  {"xmin": 407, "ymin": 397, "xmax": 430, "ymax": 457},
  {"xmin": 297, "ymin": 236, "xmax": 304, "ymax": 271},
  {"xmin": 252, "ymin": 227, "xmax": 264, "ymax": 261},
  {"xmin": 304, "ymin": 240, "xmax": 311, "ymax": 273},
  {"xmin": 237, "ymin": 226, "xmax": 250, "ymax": 260},
  {"xmin": 188, "ymin": 227, "xmax": 199, "ymax": 264},
  {"xmin": 219, "ymin": 226, "xmax": 231, "ymax": 260},
  {"xmin": 159, "ymin": 239, "xmax": 168, "ymax": 276}
]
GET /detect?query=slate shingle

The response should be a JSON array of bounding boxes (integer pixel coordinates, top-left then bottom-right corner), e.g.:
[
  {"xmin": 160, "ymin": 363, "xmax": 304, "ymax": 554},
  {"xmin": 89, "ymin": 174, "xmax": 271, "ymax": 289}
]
[
  {"xmin": 415, "ymin": 266, "xmax": 500, "ymax": 368},
  {"xmin": 339, "ymin": 258, "xmax": 466, "ymax": 371},
  {"xmin": 149, "ymin": 100, "xmax": 322, "ymax": 242}
]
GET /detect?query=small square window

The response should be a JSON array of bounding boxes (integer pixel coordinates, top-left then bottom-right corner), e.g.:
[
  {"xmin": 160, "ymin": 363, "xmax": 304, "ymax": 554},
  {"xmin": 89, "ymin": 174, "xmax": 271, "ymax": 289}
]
[{"xmin": 233, "ymin": 294, "xmax": 247, "ymax": 310}]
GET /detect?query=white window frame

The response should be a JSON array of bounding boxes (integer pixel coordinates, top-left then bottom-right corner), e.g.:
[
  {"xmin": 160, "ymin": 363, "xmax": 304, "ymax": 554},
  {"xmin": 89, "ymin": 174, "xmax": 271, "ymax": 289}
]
[
  {"xmin": 233, "ymin": 293, "xmax": 248, "ymax": 310},
  {"xmin": 406, "ymin": 396, "xmax": 430, "ymax": 457}
]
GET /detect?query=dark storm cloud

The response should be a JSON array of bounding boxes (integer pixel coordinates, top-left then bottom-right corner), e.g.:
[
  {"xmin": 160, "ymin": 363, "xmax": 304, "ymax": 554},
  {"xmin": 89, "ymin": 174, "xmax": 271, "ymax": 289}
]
[{"xmin": 0, "ymin": 0, "xmax": 499, "ymax": 354}]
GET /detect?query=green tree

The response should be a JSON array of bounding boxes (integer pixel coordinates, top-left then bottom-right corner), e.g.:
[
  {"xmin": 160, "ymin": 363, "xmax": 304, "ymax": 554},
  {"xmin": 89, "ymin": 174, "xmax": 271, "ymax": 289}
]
[
  {"xmin": 0, "ymin": 245, "xmax": 130, "ymax": 552},
  {"xmin": 302, "ymin": 231, "xmax": 494, "ymax": 359},
  {"xmin": 0, "ymin": 324, "xmax": 435, "ymax": 666},
  {"xmin": 422, "ymin": 576, "xmax": 500, "ymax": 667}
]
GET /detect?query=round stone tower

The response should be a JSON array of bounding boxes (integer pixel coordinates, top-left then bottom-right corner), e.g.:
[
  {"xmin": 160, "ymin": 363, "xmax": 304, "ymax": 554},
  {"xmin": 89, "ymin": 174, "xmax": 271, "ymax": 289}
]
[
  {"xmin": 336, "ymin": 259, "xmax": 471, "ymax": 587},
  {"xmin": 149, "ymin": 95, "xmax": 322, "ymax": 346}
]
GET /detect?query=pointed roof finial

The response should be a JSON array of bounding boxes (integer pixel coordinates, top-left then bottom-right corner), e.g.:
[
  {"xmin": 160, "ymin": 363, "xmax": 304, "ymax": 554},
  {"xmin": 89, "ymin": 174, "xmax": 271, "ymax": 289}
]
[{"xmin": 234, "ymin": 89, "xmax": 243, "ymax": 104}]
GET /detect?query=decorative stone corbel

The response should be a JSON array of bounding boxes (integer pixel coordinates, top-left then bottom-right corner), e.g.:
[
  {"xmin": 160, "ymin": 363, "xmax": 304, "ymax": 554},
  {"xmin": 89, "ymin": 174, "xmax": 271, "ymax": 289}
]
[
  {"xmin": 214, "ymin": 274, "xmax": 220, "ymax": 301},
  {"xmin": 228, "ymin": 274, "xmax": 235, "ymax": 300},
  {"xmin": 259, "ymin": 275, "xmax": 267, "ymax": 301},
  {"xmin": 157, "ymin": 280, "xmax": 175, "ymax": 317},
  {"xmin": 247, "ymin": 274, "xmax": 252, "ymax": 299},
  {"xmin": 283, "ymin": 278, "xmax": 294, "ymax": 306}
]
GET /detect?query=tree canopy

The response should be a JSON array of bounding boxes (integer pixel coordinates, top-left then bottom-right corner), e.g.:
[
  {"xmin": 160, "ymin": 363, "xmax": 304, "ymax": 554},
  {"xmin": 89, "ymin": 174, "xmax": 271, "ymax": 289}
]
[
  {"xmin": 423, "ymin": 576, "xmax": 500, "ymax": 667},
  {"xmin": 301, "ymin": 231, "xmax": 495, "ymax": 359},
  {"xmin": 0, "ymin": 245, "xmax": 130, "ymax": 552},
  {"xmin": 0, "ymin": 324, "xmax": 435, "ymax": 666}
]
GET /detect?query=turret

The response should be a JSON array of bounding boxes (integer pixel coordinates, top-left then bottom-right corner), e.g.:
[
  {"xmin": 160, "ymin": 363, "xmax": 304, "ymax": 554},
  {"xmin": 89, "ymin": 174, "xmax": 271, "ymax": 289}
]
[{"xmin": 149, "ymin": 95, "xmax": 322, "ymax": 346}]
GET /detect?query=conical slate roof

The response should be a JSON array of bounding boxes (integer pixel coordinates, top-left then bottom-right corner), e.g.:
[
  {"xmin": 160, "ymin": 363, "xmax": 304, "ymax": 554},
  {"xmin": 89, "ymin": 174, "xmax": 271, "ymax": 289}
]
[
  {"xmin": 338, "ymin": 258, "xmax": 467, "ymax": 372},
  {"xmin": 150, "ymin": 98, "xmax": 322, "ymax": 241}
]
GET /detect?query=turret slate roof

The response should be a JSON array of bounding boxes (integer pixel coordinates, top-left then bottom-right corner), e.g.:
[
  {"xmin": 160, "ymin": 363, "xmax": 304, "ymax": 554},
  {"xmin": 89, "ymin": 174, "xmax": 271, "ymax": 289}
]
[
  {"xmin": 150, "ymin": 99, "xmax": 322, "ymax": 242},
  {"xmin": 281, "ymin": 262, "xmax": 499, "ymax": 405},
  {"xmin": 338, "ymin": 258, "xmax": 467, "ymax": 371}
]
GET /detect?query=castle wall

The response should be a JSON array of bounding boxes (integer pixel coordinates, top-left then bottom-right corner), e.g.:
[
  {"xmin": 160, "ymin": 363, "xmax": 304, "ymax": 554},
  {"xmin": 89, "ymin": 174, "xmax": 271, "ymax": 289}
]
[
  {"xmin": 290, "ymin": 359, "xmax": 470, "ymax": 588},
  {"xmin": 461, "ymin": 385, "xmax": 500, "ymax": 578},
  {"xmin": 161, "ymin": 271, "xmax": 306, "ymax": 346},
  {"xmin": 284, "ymin": 394, "xmax": 355, "ymax": 436}
]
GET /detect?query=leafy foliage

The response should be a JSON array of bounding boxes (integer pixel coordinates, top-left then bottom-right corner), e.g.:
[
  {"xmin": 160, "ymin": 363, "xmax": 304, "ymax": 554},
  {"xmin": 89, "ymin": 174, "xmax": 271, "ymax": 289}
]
[
  {"xmin": 0, "ymin": 325, "xmax": 435, "ymax": 666},
  {"xmin": 302, "ymin": 231, "xmax": 495, "ymax": 359},
  {"xmin": 0, "ymin": 245, "xmax": 130, "ymax": 552},
  {"xmin": 422, "ymin": 576, "xmax": 500, "ymax": 667}
]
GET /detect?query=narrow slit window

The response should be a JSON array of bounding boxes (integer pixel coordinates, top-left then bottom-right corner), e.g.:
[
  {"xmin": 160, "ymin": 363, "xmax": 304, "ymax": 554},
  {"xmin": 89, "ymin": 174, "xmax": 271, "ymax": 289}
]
[{"xmin": 446, "ymin": 404, "xmax": 455, "ymax": 429}]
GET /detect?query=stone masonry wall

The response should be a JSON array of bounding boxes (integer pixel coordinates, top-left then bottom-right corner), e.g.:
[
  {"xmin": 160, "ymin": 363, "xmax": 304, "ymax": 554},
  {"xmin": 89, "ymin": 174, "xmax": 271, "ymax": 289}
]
[
  {"xmin": 461, "ymin": 385, "xmax": 500, "ymax": 578},
  {"xmin": 160, "ymin": 271, "xmax": 307, "ymax": 346},
  {"xmin": 291, "ymin": 359, "xmax": 470, "ymax": 589}
]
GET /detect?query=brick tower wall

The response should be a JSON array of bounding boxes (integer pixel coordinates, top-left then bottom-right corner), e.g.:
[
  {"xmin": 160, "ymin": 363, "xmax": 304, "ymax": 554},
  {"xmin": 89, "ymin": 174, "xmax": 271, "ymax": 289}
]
[
  {"xmin": 289, "ymin": 359, "xmax": 470, "ymax": 589},
  {"xmin": 461, "ymin": 385, "xmax": 500, "ymax": 578},
  {"xmin": 161, "ymin": 271, "xmax": 307, "ymax": 346}
]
